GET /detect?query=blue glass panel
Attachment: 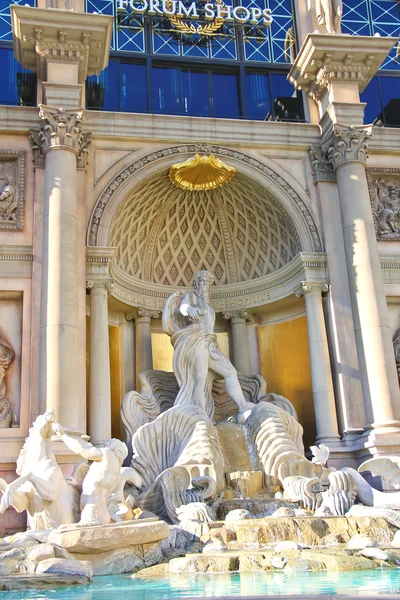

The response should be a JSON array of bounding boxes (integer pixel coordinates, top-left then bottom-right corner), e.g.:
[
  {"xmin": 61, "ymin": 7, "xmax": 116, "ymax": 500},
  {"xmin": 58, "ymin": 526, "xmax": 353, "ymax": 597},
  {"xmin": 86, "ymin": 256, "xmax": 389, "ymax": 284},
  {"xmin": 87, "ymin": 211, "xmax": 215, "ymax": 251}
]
[
  {"xmin": 370, "ymin": 0, "xmax": 400, "ymax": 69},
  {"xmin": 120, "ymin": 62, "xmax": 147, "ymax": 112},
  {"xmin": 152, "ymin": 66, "xmax": 181, "ymax": 114},
  {"xmin": 210, "ymin": 28, "xmax": 237, "ymax": 60},
  {"xmin": 153, "ymin": 20, "xmax": 180, "ymax": 55},
  {"xmin": 245, "ymin": 72, "xmax": 271, "ymax": 119},
  {"xmin": 117, "ymin": 15, "xmax": 145, "ymax": 52},
  {"xmin": 270, "ymin": 72, "xmax": 301, "ymax": 120},
  {"xmin": 87, "ymin": 59, "xmax": 119, "ymax": 111},
  {"xmin": 181, "ymin": 70, "xmax": 210, "ymax": 116},
  {"xmin": 341, "ymin": 0, "xmax": 371, "ymax": 35},
  {"xmin": 181, "ymin": 37, "xmax": 210, "ymax": 58},
  {"xmin": 243, "ymin": 25, "xmax": 272, "ymax": 61},
  {"xmin": 86, "ymin": 0, "xmax": 115, "ymax": 50},
  {"xmin": 270, "ymin": 0, "xmax": 293, "ymax": 63},
  {"xmin": 378, "ymin": 75, "xmax": 400, "ymax": 125},
  {"xmin": 0, "ymin": 47, "xmax": 36, "ymax": 106},
  {"xmin": 0, "ymin": 0, "xmax": 35, "ymax": 42},
  {"xmin": 211, "ymin": 72, "xmax": 240, "ymax": 117},
  {"xmin": 360, "ymin": 75, "xmax": 382, "ymax": 123}
]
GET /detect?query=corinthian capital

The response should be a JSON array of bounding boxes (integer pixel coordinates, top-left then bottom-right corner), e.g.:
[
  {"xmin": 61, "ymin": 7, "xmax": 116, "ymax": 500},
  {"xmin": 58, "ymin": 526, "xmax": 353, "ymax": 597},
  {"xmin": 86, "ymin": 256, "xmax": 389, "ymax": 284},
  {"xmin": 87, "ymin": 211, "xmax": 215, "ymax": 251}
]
[
  {"xmin": 326, "ymin": 125, "xmax": 372, "ymax": 170},
  {"xmin": 30, "ymin": 106, "xmax": 92, "ymax": 168}
]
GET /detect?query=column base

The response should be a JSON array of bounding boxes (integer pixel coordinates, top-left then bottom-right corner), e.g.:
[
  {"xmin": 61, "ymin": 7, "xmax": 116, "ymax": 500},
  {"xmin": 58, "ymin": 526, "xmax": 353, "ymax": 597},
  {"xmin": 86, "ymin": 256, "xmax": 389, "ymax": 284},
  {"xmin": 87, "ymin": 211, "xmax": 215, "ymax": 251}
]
[
  {"xmin": 352, "ymin": 425, "xmax": 400, "ymax": 463},
  {"xmin": 315, "ymin": 433, "xmax": 342, "ymax": 447}
]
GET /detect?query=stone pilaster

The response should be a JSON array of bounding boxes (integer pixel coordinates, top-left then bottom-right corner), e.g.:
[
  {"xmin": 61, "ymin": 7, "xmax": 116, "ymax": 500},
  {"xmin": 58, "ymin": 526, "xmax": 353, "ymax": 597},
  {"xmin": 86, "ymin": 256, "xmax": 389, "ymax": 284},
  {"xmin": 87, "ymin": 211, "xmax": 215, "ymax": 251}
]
[
  {"xmin": 296, "ymin": 281, "xmax": 341, "ymax": 446},
  {"xmin": 326, "ymin": 126, "xmax": 400, "ymax": 435},
  {"xmin": 86, "ymin": 279, "xmax": 114, "ymax": 444},
  {"xmin": 35, "ymin": 107, "xmax": 90, "ymax": 434},
  {"xmin": 223, "ymin": 310, "xmax": 251, "ymax": 375},
  {"xmin": 135, "ymin": 309, "xmax": 160, "ymax": 389}
]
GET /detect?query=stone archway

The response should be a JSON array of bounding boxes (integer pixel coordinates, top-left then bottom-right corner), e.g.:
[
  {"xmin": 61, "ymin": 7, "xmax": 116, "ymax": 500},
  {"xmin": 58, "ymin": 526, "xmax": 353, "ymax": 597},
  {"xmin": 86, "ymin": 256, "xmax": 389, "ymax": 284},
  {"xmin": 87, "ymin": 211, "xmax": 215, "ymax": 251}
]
[{"xmin": 87, "ymin": 143, "xmax": 322, "ymax": 254}]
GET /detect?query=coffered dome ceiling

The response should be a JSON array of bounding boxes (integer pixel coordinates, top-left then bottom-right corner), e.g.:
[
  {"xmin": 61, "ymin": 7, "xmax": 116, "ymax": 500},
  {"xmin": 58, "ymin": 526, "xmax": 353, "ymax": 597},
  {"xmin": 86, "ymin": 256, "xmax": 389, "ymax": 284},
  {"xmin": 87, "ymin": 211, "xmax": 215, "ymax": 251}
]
[{"xmin": 109, "ymin": 169, "xmax": 301, "ymax": 287}]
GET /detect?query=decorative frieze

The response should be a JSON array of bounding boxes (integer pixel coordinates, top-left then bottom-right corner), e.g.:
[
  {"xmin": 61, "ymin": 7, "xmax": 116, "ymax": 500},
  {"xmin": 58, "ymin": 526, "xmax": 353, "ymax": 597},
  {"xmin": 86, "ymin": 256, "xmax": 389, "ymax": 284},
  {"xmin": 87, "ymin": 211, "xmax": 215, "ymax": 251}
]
[
  {"xmin": 325, "ymin": 125, "xmax": 371, "ymax": 170},
  {"xmin": 367, "ymin": 169, "xmax": 400, "ymax": 241},
  {"xmin": 30, "ymin": 106, "xmax": 91, "ymax": 168},
  {"xmin": 0, "ymin": 151, "xmax": 25, "ymax": 231}
]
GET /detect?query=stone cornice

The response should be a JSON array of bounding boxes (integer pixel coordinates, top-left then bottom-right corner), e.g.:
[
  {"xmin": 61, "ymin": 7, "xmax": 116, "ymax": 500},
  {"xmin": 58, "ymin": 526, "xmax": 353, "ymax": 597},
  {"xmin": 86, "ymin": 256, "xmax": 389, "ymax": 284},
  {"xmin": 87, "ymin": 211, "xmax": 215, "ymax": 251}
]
[
  {"xmin": 289, "ymin": 34, "xmax": 397, "ymax": 101},
  {"xmin": 325, "ymin": 125, "xmax": 371, "ymax": 169},
  {"xmin": 109, "ymin": 251, "xmax": 328, "ymax": 312},
  {"xmin": 11, "ymin": 6, "xmax": 113, "ymax": 84},
  {"xmin": 86, "ymin": 246, "xmax": 116, "ymax": 280},
  {"xmin": 0, "ymin": 245, "xmax": 33, "ymax": 276},
  {"xmin": 29, "ymin": 106, "xmax": 91, "ymax": 167}
]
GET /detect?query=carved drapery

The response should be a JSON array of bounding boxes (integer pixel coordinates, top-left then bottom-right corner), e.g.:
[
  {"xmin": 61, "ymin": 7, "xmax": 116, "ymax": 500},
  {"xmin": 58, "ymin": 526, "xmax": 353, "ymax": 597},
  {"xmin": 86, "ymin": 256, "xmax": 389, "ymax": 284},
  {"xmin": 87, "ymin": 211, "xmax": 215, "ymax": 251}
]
[
  {"xmin": 30, "ymin": 106, "xmax": 92, "ymax": 168},
  {"xmin": 0, "ymin": 151, "xmax": 25, "ymax": 231}
]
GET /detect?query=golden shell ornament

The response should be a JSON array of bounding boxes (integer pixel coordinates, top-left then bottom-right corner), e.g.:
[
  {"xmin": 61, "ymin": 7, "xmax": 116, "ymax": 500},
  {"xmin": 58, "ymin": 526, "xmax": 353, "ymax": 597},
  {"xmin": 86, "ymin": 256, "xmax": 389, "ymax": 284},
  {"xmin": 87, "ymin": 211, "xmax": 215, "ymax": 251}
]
[{"xmin": 168, "ymin": 154, "xmax": 236, "ymax": 191}]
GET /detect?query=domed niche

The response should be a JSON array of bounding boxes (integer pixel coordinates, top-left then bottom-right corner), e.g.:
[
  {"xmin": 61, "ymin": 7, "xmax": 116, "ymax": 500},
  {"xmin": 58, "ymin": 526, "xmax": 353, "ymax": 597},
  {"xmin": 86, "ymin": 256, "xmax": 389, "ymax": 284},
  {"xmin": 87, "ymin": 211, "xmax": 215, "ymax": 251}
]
[{"xmin": 109, "ymin": 169, "xmax": 301, "ymax": 287}]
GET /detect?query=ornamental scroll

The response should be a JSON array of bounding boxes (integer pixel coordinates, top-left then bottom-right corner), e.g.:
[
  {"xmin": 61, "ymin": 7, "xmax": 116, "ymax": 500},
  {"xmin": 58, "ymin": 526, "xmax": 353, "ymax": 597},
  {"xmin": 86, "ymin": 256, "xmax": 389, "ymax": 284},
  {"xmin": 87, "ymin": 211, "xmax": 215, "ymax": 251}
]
[{"xmin": 367, "ymin": 170, "xmax": 400, "ymax": 241}]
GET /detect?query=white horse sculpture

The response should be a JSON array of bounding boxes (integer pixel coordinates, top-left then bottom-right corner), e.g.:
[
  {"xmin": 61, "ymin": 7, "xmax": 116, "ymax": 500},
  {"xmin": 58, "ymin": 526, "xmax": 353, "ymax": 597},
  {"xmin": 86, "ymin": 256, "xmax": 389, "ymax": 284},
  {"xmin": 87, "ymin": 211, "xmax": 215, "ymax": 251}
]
[{"xmin": 0, "ymin": 409, "xmax": 81, "ymax": 530}]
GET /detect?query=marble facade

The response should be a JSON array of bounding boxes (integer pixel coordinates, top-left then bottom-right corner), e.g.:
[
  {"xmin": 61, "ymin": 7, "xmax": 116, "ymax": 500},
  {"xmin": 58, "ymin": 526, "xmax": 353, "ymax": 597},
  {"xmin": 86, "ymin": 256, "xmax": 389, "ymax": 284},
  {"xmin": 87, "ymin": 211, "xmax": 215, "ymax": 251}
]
[{"xmin": 0, "ymin": 0, "xmax": 399, "ymax": 532}]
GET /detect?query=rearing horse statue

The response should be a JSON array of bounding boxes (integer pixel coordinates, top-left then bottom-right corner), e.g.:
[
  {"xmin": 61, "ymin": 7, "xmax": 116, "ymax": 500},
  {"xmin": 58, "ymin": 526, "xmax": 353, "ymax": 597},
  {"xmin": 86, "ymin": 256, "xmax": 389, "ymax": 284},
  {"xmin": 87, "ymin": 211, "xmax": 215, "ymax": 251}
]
[{"xmin": 0, "ymin": 409, "xmax": 81, "ymax": 530}]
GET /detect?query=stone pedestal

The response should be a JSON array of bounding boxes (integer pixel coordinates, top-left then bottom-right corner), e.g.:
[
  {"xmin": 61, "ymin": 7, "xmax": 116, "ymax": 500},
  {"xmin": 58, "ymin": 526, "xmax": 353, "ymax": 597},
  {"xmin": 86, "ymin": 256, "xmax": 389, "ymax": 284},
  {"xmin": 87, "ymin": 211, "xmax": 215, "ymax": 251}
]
[
  {"xmin": 224, "ymin": 310, "xmax": 251, "ymax": 375},
  {"xmin": 135, "ymin": 309, "xmax": 159, "ymax": 389},
  {"xmin": 297, "ymin": 282, "xmax": 340, "ymax": 446},
  {"xmin": 87, "ymin": 280, "xmax": 113, "ymax": 444}
]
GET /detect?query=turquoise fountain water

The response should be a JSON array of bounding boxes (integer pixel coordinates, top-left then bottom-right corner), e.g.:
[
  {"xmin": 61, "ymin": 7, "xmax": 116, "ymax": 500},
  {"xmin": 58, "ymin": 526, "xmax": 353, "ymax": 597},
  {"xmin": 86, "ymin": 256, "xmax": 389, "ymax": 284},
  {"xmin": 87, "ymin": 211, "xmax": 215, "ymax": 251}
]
[{"xmin": 1, "ymin": 570, "xmax": 400, "ymax": 599}]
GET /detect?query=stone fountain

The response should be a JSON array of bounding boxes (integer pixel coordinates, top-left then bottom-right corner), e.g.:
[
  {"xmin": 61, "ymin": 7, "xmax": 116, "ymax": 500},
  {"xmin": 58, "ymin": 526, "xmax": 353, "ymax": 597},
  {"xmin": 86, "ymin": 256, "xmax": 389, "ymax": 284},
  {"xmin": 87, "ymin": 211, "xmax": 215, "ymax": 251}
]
[{"xmin": 1, "ymin": 269, "xmax": 400, "ymax": 589}]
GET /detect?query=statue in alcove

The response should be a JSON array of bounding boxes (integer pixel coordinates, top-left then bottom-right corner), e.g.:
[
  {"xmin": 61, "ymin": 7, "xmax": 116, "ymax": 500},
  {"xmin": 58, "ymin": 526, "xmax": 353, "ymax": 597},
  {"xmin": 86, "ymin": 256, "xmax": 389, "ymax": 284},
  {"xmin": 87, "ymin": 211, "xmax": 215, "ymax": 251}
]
[
  {"xmin": 162, "ymin": 270, "xmax": 254, "ymax": 421},
  {"xmin": 0, "ymin": 328, "xmax": 14, "ymax": 428}
]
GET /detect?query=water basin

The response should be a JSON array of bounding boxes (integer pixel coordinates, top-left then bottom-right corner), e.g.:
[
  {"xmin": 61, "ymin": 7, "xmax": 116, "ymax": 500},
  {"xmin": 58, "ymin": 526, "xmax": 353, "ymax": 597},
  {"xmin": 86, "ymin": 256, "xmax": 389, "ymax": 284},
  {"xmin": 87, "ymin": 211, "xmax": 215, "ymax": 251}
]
[{"xmin": 1, "ymin": 570, "xmax": 400, "ymax": 599}]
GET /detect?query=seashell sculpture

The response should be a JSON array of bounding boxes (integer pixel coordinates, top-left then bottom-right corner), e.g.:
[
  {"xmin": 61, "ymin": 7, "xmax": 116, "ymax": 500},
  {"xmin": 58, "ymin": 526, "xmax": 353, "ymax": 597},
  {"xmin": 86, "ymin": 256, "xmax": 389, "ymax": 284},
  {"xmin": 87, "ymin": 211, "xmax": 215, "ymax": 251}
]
[{"xmin": 168, "ymin": 154, "xmax": 236, "ymax": 191}]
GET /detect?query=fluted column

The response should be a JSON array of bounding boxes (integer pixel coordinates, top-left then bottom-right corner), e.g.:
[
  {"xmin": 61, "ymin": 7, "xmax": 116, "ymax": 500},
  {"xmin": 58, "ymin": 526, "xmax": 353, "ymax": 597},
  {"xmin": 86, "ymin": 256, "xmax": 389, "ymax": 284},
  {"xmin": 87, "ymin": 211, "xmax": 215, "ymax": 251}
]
[
  {"xmin": 297, "ymin": 282, "xmax": 340, "ymax": 445},
  {"xmin": 135, "ymin": 309, "xmax": 159, "ymax": 389},
  {"xmin": 224, "ymin": 310, "xmax": 251, "ymax": 375},
  {"xmin": 35, "ymin": 106, "xmax": 91, "ymax": 434},
  {"xmin": 327, "ymin": 126, "xmax": 400, "ymax": 430},
  {"xmin": 87, "ymin": 279, "xmax": 113, "ymax": 444}
]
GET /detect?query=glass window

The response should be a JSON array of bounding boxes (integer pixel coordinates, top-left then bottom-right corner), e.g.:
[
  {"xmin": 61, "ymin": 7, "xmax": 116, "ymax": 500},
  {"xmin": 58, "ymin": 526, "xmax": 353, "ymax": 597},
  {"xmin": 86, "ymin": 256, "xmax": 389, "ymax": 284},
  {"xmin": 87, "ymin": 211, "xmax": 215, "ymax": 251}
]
[
  {"xmin": 245, "ymin": 72, "xmax": 271, "ymax": 120},
  {"xmin": 87, "ymin": 59, "xmax": 119, "ymax": 111},
  {"xmin": 0, "ymin": 48, "xmax": 36, "ymax": 107},
  {"xmin": 152, "ymin": 66, "xmax": 181, "ymax": 115},
  {"xmin": 378, "ymin": 75, "xmax": 400, "ymax": 126},
  {"xmin": 87, "ymin": 60, "xmax": 147, "ymax": 113},
  {"xmin": 360, "ymin": 76, "xmax": 382, "ymax": 124},
  {"xmin": 120, "ymin": 63, "xmax": 147, "ymax": 112},
  {"xmin": 211, "ymin": 72, "xmax": 240, "ymax": 118},
  {"xmin": 269, "ymin": 73, "xmax": 301, "ymax": 121},
  {"xmin": 181, "ymin": 70, "xmax": 210, "ymax": 116}
]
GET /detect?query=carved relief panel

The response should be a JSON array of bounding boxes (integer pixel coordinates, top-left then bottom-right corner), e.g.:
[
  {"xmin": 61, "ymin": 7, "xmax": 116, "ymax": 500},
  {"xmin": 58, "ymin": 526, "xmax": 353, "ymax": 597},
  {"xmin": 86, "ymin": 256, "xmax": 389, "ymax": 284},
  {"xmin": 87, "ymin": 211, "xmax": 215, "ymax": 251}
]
[
  {"xmin": 0, "ymin": 292, "xmax": 22, "ymax": 428},
  {"xmin": 0, "ymin": 151, "xmax": 25, "ymax": 231},
  {"xmin": 367, "ymin": 169, "xmax": 400, "ymax": 241}
]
